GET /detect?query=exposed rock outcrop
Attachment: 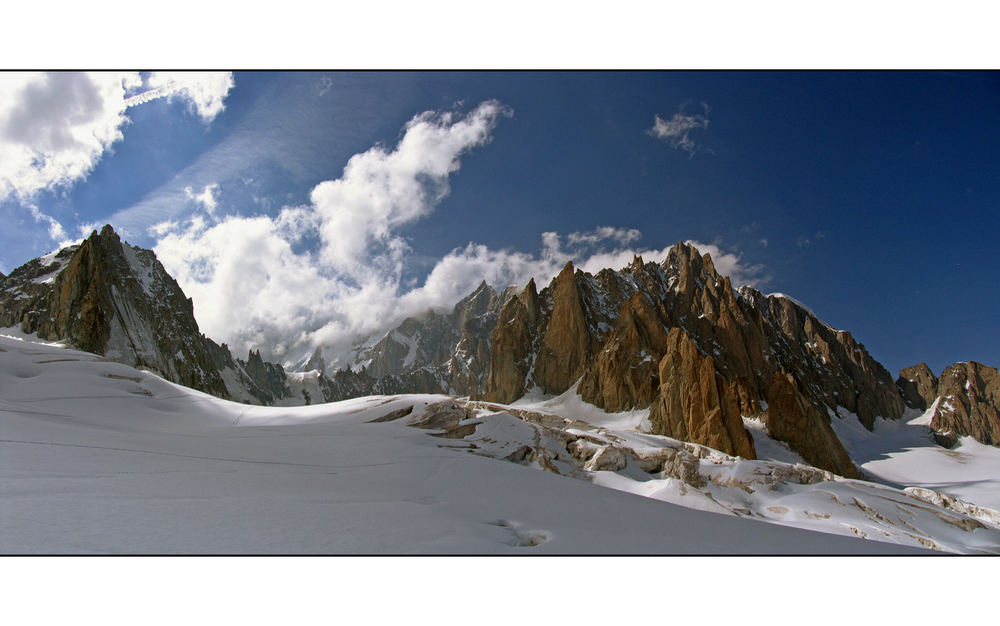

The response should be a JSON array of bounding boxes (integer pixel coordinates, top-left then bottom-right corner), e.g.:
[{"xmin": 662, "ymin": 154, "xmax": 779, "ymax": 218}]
[
  {"xmin": 896, "ymin": 363, "xmax": 939, "ymax": 411},
  {"xmin": 532, "ymin": 262, "xmax": 596, "ymax": 394},
  {"xmin": 0, "ymin": 226, "xmax": 231, "ymax": 397},
  {"xmin": 895, "ymin": 360, "xmax": 1000, "ymax": 448},
  {"xmin": 928, "ymin": 362, "xmax": 1000, "ymax": 446},
  {"xmin": 648, "ymin": 328, "xmax": 756, "ymax": 459},
  {"xmin": 484, "ymin": 279, "xmax": 542, "ymax": 403},
  {"xmin": 764, "ymin": 372, "xmax": 861, "ymax": 478},
  {"xmin": 0, "ymin": 226, "xmax": 288, "ymax": 404},
  {"xmin": 578, "ymin": 291, "xmax": 669, "ymax": 412},
  {"xmin": 349, "ymin": 280, "xmax": 515, "ymax": 397},
  {"xmin": 477, "ymin": 241, "xmax": 905, "ymax": 467},
  {"xmin": 5, "ymin": 229, "xmax": 945, "ymax": 472}
]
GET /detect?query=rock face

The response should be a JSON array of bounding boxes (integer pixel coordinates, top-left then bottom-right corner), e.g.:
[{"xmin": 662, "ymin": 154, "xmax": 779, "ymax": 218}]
[
  {"xmin": 484, "ymin": 279, "xmax": 541, "ymax": 403},
  {"xmin": 479, "ymin": 243, "xmax": 905, "ymax": 473},
  {"xmin": 348, "ymin": 280, "xmax": 516, "ymax": 397},
  {"xmin": 532, "ymin": 262, "xmax": 595, "ymax": 394},
  {"xmin": 765, "ymin": 372, "xmax": 861, "ymax": 478},
  {"xmin": 8, "ymin": 229, "xmax": 959, "ymax": 474},
  {"xmin": 578, "ymin": 291, "xmax": 669, "ymax": 412},
  {"xmin": 896, "ymin": 363, "xmax": 939, "ymax": 410},
  {"xmin": 0, "ymin": 226, "xmax": 287, "ymax": 404},
  {"xmin": 897, "ymin": 361, "xmax": 1000, "ymax": 447},
  {"xmin": 931, "ymin": 362, "xmax": 1000, "ymax": 445},
  {"xmin": 647, "ymin": 328, "xmax": 756, "ymax": 459}
]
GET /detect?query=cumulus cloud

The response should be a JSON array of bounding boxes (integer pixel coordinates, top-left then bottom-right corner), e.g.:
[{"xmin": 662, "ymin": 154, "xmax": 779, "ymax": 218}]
[
  {"xmin": 0, "ymin": 72, "xmax": 234, "ymax": 202},
  {"xmin": 0, "ymin": 72, "xmax": 138, "ymax": 201},
  {"xmin": 648, "ymin": 102, "xmax": 711, "ymax": 157},
  {"xmin": 153, "ymin": 101, "xmax": 512, "ymax": 363},
  {"xmin": 150, "ymin": 100, "xmax": 766, "ymax": 368}
]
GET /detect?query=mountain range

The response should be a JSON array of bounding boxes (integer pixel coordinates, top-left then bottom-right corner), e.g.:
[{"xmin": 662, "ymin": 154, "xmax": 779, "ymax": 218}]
[{"xmin": 2, "ymin": 224, "xmax": 997, "ymax": 481}]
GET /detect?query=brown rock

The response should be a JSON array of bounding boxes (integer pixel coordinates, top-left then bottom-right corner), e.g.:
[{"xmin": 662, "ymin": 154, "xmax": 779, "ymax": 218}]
[
  {"xmin": 648, "ymin": 328, "xmax": 756, "ymax": 459},
  {"xmin": 532, "ymin": 262, "xmax": 593, "ymax": 394},
  {"xmin": 578, "ymin": 291, "xmax": 669, "ymax": 411},
  {"xmin": 896, "ymin": 363, "xmax": 939, "ymax": 410},
  {"xmin": 0, "ymin": 226, "xmax": 232, "ymax": 399},
  {"xmin": 929, "ymin": 361, "xmax": 1000, "ymax": 446},
  {"xmin": 482, "ymin": 279, "xmax": 541, "ymax": 403},
  {"xmin": 765, "ymin": 372, "xmax": 861, "ymax": 478}
]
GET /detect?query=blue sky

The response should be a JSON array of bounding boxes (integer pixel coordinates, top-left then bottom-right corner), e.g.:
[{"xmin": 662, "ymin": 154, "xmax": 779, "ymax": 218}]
[{"xmin": 1, "ymin": 71, "xmax": 997, "ymax": 375}]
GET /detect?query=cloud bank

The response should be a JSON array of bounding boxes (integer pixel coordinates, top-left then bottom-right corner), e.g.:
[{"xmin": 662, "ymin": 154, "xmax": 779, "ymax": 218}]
[
  {"xmin": 150, "ymin": 101, "xmax": 767, "ymax": 368},
  {"xmin": 0, "ymin": 72, "xmax": 234, "ymax": 202}
]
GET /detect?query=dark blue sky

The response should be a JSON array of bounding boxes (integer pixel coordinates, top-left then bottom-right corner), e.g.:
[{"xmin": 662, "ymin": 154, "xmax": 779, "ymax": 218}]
[{"xmin": 2, "ymin": 71, "xmax": 997, "ymax": 375}]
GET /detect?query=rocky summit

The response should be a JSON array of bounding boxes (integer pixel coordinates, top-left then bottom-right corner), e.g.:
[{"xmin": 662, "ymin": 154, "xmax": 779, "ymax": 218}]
[
  {"xmin": 3, "ymin": 226, "xmax": 997, "ymax": 478},
  {"xmin": 477, "ymin": 244, "xmax": 908, "ymax": 473},
  {"xmin": 898, "ymin": 360, "xmax": 1000, "ymax": 447},
  {"xmin": 0, "ymin": 226, "xmax": 287, "ymax": 405}
]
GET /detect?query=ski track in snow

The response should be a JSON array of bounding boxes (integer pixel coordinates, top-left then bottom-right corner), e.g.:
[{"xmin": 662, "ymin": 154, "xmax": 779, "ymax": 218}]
[{"xmin": 2, "ymin": 334, "xmax": 996, "ymax": 554}]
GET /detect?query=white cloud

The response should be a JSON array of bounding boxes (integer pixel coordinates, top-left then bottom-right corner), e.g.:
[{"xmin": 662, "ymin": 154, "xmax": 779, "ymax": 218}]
[
  {"xmin": 147, "ymin": 220, "xmax": 179, "ymax": 238},
  {"xmin": 153, "ymin": 101, "xmax": 512, "ymax": 363},
  {"xmin": 144, "ymin": 72, "xmax": 234, "ymax": 122},
  {"xmin": 28, "ymin": 205, "xmax": 67, "ymax": 243},
  {"xmin": 0, "ymin": 72, "xmax": 139, "ymax": 201},
  {"xmin": 648, "ymin": 102, "xmax": 711, "ymax": 157},
  {"xmin": 684, "ymin": 240, "xmax": 770, "ymax": 287},
  {"xmin": 151, "ymin": 100, "xmax": 766, "ymax": 368},
  {"xmin": 308, "ymin": 100, "xmax": 511, "ymax": 278},
  {"xmin": 566, "ymin": 226, "xmax": 641, "ymax": 246},
  {"xmin": 0, "ymin": 71, "xmax": 234, "ymax": 202},
  {"xmin": 185, "ymin": 183, "xmax": 219, "ymax": 214}
]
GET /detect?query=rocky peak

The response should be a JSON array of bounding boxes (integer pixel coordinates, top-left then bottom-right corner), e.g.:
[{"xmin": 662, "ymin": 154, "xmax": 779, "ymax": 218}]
[
  {"xmin": 920, "ymin": 361, "xmax": 1000, "ymax": 447},
  {"xmin": 304, "ymin": 347, "xmax": 326, "ymax": 373},
  {"xmin": 897, "ymin": 362, "xmax": 938, "ymax": 410},
  {"xmin": 347, "ymin": 278, "xmax": 516, "ymax": 396},
  {"xmin": 578, "ymin": 291, "xmax": 669, "ymax": 412},
  {"xmin": 648, "ymin": 327, "xmax": 756, "ymax": 459},
  {"xmin": 478, "ymin": 241, "xmax": 906, "ymax": 473},
  {"xmin": 0, "ymin": 225, "xmax": 296, "ymax": 405},
  {"xmin": 765, "ymin": 371, "xmax": 861, "ymax": 478},
  {"xmin": 532, "ymin": 261, "xmax": 596, "ymax": 394},
  {"xmin": 483, "ymin": 280, "xmax": 546, "ymax": 403},
  {"xmin": 0, "ymin": 226, "xmax": 230, "ymax": 397}
]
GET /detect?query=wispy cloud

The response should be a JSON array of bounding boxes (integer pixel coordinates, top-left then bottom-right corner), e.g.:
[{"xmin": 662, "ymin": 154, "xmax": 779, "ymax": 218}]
[
  {"xmin": 317, "ymin": 75, "xmax": 333, "ymax": 97},
  {"xmin": 566, "ymin": 226, "xmax": 641, "ymax": 246},
  {"xmin": 647, "ymin": 102, "xmax": 711, "ymax": 157}
]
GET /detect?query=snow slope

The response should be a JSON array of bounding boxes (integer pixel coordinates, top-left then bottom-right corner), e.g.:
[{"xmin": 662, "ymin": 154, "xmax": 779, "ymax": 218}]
[
  {"xmin": 0, "ymin": 334, "xmax": 937, "ymax": 554},
  {"xmin": 830, "ymin": 405, "xmax": 1000, "ymax": 511}
]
